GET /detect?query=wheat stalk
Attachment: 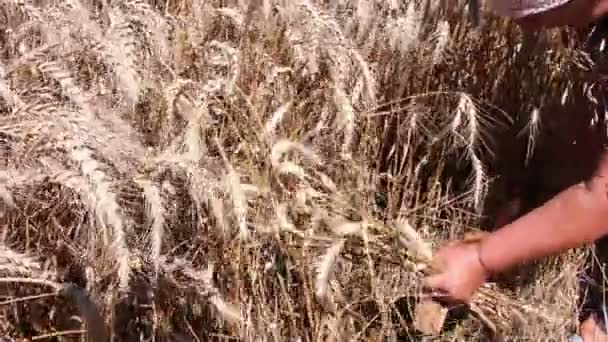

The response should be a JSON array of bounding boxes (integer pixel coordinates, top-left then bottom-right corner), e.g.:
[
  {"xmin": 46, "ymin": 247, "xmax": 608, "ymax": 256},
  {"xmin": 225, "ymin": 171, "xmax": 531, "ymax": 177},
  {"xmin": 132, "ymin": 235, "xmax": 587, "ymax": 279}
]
[
  {"xmin": 134, "ymin": 177, "xmax": 165, "ymax": 277},
  {"xmin": 69, "ymin": 145, "xmax": 131, "ymax": 290},
  {"xmin": 314, "ymin": 239, "xmax": 345, "ymax": 312}
]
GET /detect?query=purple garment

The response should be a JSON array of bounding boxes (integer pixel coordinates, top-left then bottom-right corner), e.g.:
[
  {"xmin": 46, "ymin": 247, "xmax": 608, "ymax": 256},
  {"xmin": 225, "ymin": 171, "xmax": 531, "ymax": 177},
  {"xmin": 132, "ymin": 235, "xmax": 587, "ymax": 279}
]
[{"xmin": 491, "ymin": 0, "xmax": 571, "ymax": 18}]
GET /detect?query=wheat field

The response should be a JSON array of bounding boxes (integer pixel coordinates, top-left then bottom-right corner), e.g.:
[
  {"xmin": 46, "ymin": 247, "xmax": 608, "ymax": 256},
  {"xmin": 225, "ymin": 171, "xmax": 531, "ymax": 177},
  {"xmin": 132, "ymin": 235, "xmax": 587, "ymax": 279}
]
[{"xmin": 0, "ymin": 0, "xmax": 602, "ymax": 341}]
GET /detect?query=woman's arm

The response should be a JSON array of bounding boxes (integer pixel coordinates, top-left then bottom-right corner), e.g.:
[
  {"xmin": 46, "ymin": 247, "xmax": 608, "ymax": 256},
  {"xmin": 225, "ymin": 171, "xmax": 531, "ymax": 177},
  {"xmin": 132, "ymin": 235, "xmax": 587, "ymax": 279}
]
[
  {"xmin": 479, "ymin": 151, "xmax": 608, "ymax": 274},
  {"xmin": 425, "ymin": 151, "xmax": 608, "ymax": 303}
]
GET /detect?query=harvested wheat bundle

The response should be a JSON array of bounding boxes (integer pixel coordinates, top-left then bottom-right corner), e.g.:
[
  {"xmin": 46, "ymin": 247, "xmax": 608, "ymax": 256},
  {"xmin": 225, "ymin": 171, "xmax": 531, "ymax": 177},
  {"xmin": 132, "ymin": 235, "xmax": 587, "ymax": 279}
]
[
  {"xmin": 392, "ymin": 219, "xmax": 569, "ymax": 338},
  {"xmin": 269, "ymin": 177, "xmax": 573, "ymax": 339}
]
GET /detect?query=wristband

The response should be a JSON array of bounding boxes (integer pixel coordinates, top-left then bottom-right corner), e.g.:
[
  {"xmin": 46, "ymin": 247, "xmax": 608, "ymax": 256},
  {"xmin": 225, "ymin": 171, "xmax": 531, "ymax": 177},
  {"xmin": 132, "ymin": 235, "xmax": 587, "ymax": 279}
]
[{"xmin": 476, "ymin": 242, "xmax": 492, "ymax": 279}]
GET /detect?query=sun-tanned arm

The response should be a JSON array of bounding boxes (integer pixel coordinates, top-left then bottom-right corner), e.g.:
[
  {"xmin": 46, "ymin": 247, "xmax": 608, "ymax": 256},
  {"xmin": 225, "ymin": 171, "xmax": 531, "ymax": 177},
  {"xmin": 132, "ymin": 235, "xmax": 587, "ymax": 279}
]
[
  {"xmin": 478, "ymin": 150, "xmax": 608, "ymax": 275},
  {"xmin": 425, "ymin": 0, "xmax": 608, "ymax": 307},
  {"xmin": 476, "ymin": 0, "xmax": 608, "ymax": 274}
]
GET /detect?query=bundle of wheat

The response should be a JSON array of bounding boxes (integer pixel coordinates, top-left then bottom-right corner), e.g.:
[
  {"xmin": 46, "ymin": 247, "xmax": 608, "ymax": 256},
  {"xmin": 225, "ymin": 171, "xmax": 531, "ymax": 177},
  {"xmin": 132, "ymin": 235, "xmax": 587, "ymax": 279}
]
[{"xmin": 389, "ymin": 221, "xmax": 572, "ymax": 339}]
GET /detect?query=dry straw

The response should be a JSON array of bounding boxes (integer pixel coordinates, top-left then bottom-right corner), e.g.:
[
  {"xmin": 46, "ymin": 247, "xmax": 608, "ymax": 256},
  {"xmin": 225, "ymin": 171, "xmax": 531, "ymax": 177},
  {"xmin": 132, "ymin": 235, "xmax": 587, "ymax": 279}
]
[{"xmin": 0, "ymin": 0, "xmax": 585, "ymax": 340}]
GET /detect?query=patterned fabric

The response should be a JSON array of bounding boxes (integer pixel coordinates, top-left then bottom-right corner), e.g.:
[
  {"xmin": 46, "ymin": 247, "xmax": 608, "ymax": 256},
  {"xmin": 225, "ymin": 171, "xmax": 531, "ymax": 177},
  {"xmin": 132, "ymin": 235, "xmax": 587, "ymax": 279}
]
[{"xmin": 491, "ymin": 0, "xmax": 572, "ymax": 18}]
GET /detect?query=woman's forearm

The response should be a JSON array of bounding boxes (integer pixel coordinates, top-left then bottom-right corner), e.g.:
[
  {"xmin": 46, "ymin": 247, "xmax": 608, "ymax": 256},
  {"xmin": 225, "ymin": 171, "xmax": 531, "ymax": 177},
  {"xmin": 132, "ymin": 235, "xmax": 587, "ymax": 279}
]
[{"xmin": 479, "ymin": 155, "xmax": 608, "ymax": 274}]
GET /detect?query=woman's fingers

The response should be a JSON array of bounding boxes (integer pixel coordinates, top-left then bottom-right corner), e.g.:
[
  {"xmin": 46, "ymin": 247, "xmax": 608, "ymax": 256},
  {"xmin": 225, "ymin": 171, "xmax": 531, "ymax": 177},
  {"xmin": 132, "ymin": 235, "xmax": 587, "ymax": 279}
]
[
  {"xmin": 423, "ymin": 273, "xmax": 445, "ymax": 291},
  {"xmin": 581, "ymin": 314, "xmax": 608, "ymax": 341},
  {"xmin": 423, "ymin": 274, "xmax": 462, "ymax": 305}
]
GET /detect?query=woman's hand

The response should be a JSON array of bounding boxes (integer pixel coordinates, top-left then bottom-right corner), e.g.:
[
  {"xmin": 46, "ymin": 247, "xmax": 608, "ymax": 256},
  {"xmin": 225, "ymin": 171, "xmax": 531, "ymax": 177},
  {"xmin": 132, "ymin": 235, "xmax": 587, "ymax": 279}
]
[
  {"xmin": 580, "ymin": 313, "xmax": 608, "ymax": 342},
  {"xmin": 424, "ymin": 239, "xmax": 490, "ymax": 304}
]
